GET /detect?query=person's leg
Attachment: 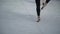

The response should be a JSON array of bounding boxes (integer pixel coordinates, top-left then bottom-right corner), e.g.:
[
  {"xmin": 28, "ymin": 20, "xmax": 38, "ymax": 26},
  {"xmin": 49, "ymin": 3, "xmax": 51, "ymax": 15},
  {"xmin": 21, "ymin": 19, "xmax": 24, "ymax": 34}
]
[
  {"xmin": 41, "ymin": 2, "xmax": 47, "ymax": 10},
  {"xmin": 35, "ymin": 0, "xmax": 40, "ymax": 22},
  {"xmin": 46, "ymin": 0, "xmax": 50, "ymax": 3},
  {"xmin": 41, "ymin": 0, "xmax": 50, "ymax": 10}
]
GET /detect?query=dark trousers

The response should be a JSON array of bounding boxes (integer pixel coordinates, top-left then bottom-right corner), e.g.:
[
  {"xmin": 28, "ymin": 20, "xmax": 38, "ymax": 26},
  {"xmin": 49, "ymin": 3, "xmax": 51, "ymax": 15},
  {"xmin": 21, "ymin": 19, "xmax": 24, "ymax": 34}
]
[
  {"xmin": 35, "ymin": 0, "xmax": 40, "ymax": 16},
  {"xmin": 46, "ymin": 0, "xmax": 50, "ymax": 3}
]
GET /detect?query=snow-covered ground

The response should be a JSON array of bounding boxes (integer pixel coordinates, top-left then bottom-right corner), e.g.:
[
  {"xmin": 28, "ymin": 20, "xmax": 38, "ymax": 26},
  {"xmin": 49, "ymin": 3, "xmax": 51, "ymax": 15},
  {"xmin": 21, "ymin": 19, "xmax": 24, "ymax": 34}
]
[{"xmin": 0, "ymin": 0, "xmax": 60, "ymax": 34}]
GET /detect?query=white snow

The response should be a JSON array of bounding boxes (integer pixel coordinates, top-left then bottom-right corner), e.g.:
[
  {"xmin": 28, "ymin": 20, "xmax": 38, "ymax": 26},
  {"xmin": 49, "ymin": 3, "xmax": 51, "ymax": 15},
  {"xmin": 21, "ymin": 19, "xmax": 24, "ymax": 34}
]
[{"xmin": 0, "ymin": 0, "xmax": 60, "ymax": 34}]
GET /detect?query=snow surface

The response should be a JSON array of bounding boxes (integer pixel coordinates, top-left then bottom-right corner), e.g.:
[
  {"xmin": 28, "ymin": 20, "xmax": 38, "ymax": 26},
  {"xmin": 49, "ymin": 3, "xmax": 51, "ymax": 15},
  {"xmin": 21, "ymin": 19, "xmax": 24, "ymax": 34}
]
[{"xmin": 0, "ymin": 0, "xmax": 60, "ymax": 34}]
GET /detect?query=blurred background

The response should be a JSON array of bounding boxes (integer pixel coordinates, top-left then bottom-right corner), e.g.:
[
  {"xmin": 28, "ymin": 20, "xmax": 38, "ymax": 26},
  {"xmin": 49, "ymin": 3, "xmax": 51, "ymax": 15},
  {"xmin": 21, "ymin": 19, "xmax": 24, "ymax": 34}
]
[{"xmin": 0, "ymin": 0, "xmax": 60, "ymax": 34}]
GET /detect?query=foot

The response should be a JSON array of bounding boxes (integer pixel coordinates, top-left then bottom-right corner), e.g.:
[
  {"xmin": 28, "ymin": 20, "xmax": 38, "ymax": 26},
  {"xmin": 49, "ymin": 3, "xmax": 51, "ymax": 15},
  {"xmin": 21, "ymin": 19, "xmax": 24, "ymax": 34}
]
[
  {"xmin": 36, "ymin": 18, "xmax": 40, "ymax": 22},
  {"xmin": 41, "ymin": 3, "xmax": 47, "ymax": 10},
  {"xmin": 41, "ymin": 7, "xmax": 44, "ymax": 10},
  {"xmin": 41, "ymin": 3, "xmax": 44, "ymax": 10},
  {"xmin": 36, "ymin": 16, "xmax": 40, "ymax": 22}
]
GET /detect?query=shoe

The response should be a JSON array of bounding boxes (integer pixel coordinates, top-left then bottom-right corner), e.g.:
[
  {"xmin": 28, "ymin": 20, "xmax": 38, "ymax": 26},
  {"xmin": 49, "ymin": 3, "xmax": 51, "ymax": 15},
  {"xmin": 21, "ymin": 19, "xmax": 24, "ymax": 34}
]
[
  {"xmin": 41, "ymin": 7, "xmax": 44, "ymax": 10},
  {"xmin": 36, "ymin": 16, "xmax": 40, "ymax": 22}
]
